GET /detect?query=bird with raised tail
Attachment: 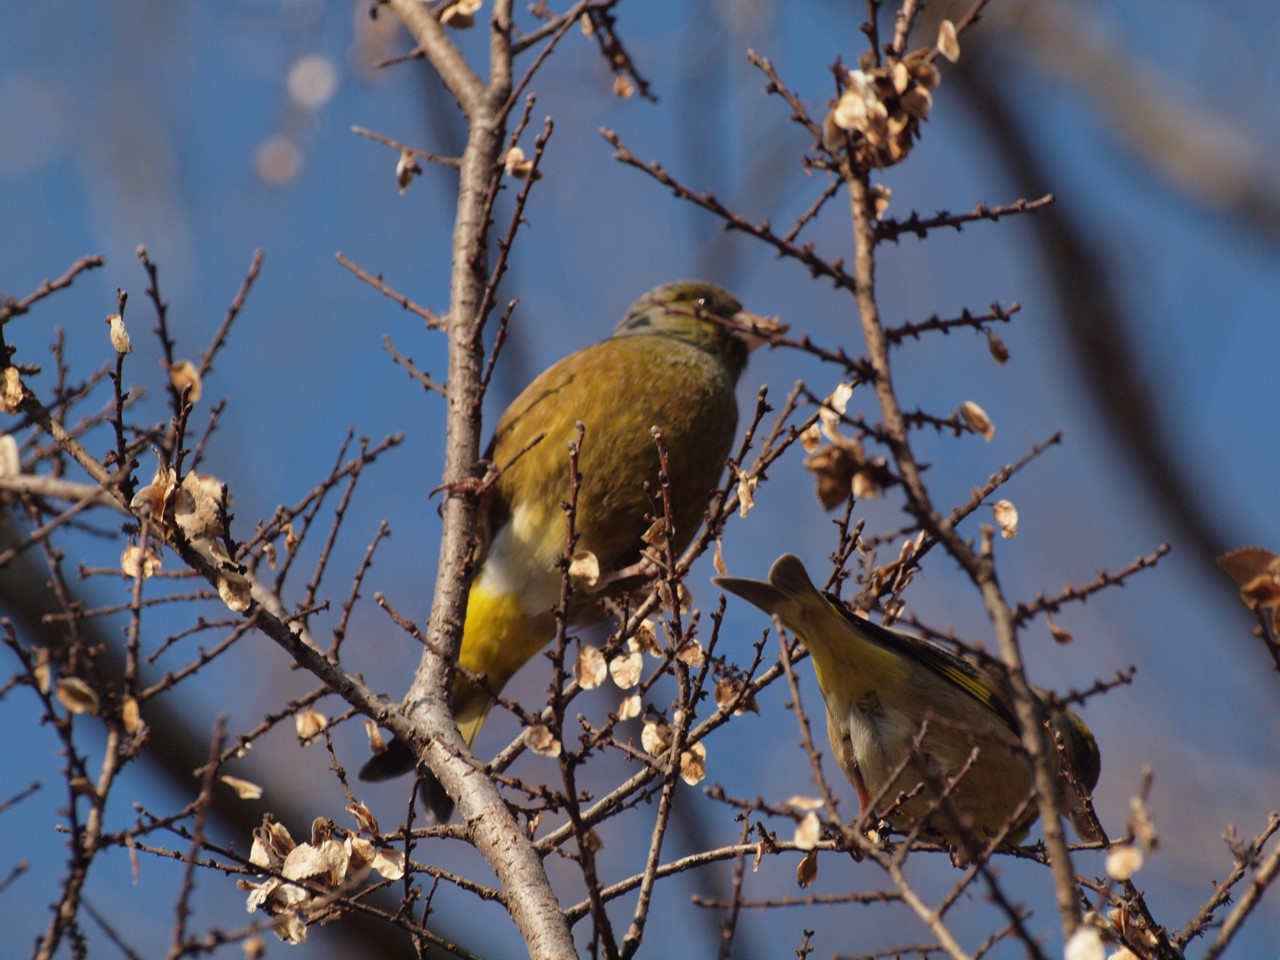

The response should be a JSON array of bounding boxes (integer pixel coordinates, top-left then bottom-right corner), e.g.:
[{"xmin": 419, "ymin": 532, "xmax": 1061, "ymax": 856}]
[{"xmin": 714, "ymin": 553, "xmax": 1100, "ymax": 844}]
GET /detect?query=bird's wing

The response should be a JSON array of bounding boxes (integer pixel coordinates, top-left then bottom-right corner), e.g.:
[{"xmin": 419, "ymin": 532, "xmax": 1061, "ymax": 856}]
[{"xmin": 822, "ymin": 596, "xmax": 1021, "ymax": 736}]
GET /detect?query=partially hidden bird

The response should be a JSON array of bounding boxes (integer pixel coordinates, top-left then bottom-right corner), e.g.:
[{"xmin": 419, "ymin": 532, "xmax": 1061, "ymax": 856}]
[
  {"xmin": 714, "ymin": 554, "xmax": 1100, "ymax": 844},
  {"xmin": 360, "ymin": 281, "xmax": 779, "ymax": 821}
]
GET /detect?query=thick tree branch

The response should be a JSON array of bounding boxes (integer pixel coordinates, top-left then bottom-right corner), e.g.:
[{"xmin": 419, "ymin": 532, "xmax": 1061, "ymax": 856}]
[{"xmin": 382, "ymin": 1, "xmax": 576, "ymax": 955}]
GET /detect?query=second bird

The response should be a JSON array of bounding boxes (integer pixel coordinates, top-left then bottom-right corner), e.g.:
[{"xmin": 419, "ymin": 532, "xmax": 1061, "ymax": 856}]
[
  {"xmin": 715, "ymin": 554, "xmax": 1100, "ymax": 845},
  {"xmin": 361, "ymin": 281, "xmax": 774, "ymax": 821}
]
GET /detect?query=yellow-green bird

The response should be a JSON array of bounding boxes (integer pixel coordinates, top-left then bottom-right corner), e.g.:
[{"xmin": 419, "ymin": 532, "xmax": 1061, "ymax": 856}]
[
  {"xmin": 361, "ymin": 281, "xmax": 776, "ymax": 821},
  {"xmin": 714, "ymin": 554, "xmax": 1100, "ymax": 843}
]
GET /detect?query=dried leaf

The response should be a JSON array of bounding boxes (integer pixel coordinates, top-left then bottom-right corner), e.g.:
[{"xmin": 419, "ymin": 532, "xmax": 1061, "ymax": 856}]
[
  {"xmin": 713, "ymin": 678, "xmax": 736, "ymax": 712},
  {"xmin": 1217, "ymin": 548, "xmax": 1280, "ymax": 611},
  {"xmin": 891, "ymin": 59, "xmax": 910, "ymax": 94},
  {"xmin": 568, "ymin": 550, "xmax": 600, "ymax": 588},
  {"xmin": 1130, "ymin": 794, "xmax": 1159, "ymax": 851},
  {"xmin": 736, "ymin": 469, "xmax": 757, "ymax": 518},
  {"xmin": 675, "ymin": 639, "xmax": 705, "ymax": 668},
  {"xmin": 0, "ymin": 434, "xmax": 18, "ymax": 478},
  {"xmin": 524, "ymin": 723, "xmax": 562, "ymax": 757},
  {"xmin": 713, "ymin": 538, "xmax": 727, "ymax": 577},
  {"xmin": 959, "ymin": 400, "xmax": 994, "ymax": 441},
  {"xmin": 169, "ymin": 360, "xmax": 202, "ymax": 403},
  {"xmin": 296, "ymin": 708, "xmax": 327, "ymax": 741},
  {"xmin": 245, "ymin": 839, "xmax": 273, "ymax": 875},
  {"xmin": 310, "ymin": 816, "xmax": 334, "ymax": 845},
  {"xmin": 794, "ymin": 811, "xmax": 821, "ymax": 850},
  {"xmin": 56, "ymin": 676, "xmax": 100, "ymax": 715},
  {"xmin": 1064, "ymin": 927, "xmax": 1104, "ymax": 960},
  {"xmin": 634, "ymin": 619, "xmax": 662, "ymax": 657},
  {"xmin": 641, "ymin": 720, "xmax": 672, "ymax": 756},
  {"xmin": 131, "ymin": 460, "xmax": 180, "ymax": 526},
  {"xmin": 1, "ymin": 366, "xmax": 23, "ymax": 414},
  {"xmin": 1216, "ymin": 546, "xmax": 1279, "ymax": 585},
  {"xmin": 714, "ymin": 677, "xmax": 759, "ymax": 716},
  {"xmin": 992, "ymin": 499, "xmax": 1018, "ymax": 539},
  {"xmin": 900, "ymin": 84, "xmax": 934, "ymax": 120},
  {"xmin": 821, "ymin": 111, "xmax": 844, "ymax": 154},
  {"xmin": 987, "ymin": 329, "xmax": 1010, "ymax": 364},
  {"xmin": 130, "ymin": 484, "xmax": 168, "ymax": 523},
  {"xmin": 805, "ymin": 445, "xmax": 857, "ymax": 510},
  {"xmin": 613, "ymin": 74, "xmax": 634, "ymax": 99},
  {"xmin": 283, "ymin": 837, "xmax": 345, "ymax": 884},
  {"xmin": 372, "ymin": 847, "xmax": 405, "ymax": 880},
  {"xmin": 830, "ymin": 69, "xmax": 885, "ymax": 133},
  {"xmin": 657, "ymin": 580, "xmax": 677, "ymax": 612},
  {"xmin": 272, "ymin": 912, "xmax": 307, "ymax": 944},
  {"xmin": 439, "ymin": 0, "xmax": 481, "ymax": 27},
  {"xmin": 1106, "ymin": 844, "xmax": 1143, "ymax": 881},
  {"xmin": 609, "ymin": 649, "xmax": 643, "ymax": 689},
  {"xmin": 347, "ymin": 801, "xmax": 379, "ymax": 837},
  {"xmin": 912, "ymin": 60, "xmax": 941, "ymax": 90},
  {"xmin": 852, "ymin": 468, "xmax": 883, "ymax": 500},
  {"xmin": 819, "ymin": 382, "xmax": 854, "ymax": 442},
  {"xmin": 796, "ymin": 849, "xmax": 819, "ymax": 888},
  {"xmin": 617, "ymin": 693, "xmax": 641, "ymax": 720},
  {"xmin": 679, "ymin": 742, "xmax": 706, "ymax": 785},
  {"xmin": 121, "ymin": 695, "xmax": 143, "ymax": 735},
  {"xmin": 575, "ymin": 644, "xmax": 607, "ymax": 689},
  {"xmin": 395, "ymin": 148, "xmax": 421, "ymax": 194},
  {"xmin": 936, "ymin": 19, "xmax": 961, "ymax": 63},
  {"xmin": 253, "ymin": 818, "xmax": 296, "ymax": 866},
  {"xmin": 753, "ymin": 831, "xmax": 778, "ymax": 872},
  {"xmin": 107, "ymin": 313, "xmax": 132, "ymax": 354},
  {"xmin": 785, "ymin": 795, "xmax": 825, "ymax": 811},
  {"xmin": 218, "ymin": 570, "xmax": 253, "ymax": 612},
  {"xmin": 640, "ymin": 518, "xmax": 668, "ymax": 551},
  {"xmin": 1046, "ymin": 613, "xmax": 1074, "ymax": 645},
  {"xmin": 502, "ymin": 145, "xmax": 539, "ymax": 181},
  {"xmin": 345, "ymin": 836, "xmax": 375, "ymax": 886},
  {"xmin": 869, "ymin": 183, "xmax": 892, "ymax": 220},
  {"xmin": 899, "ymin": 530, "xmax": 925, "ymax": 565},
  {"xmin": 121, "ymin": 544, "xmax": 161, "ymax": 579},
  {"xmin": 33, "ymin": 646, "xmax": 50, "ymax": 694},
  {"xmin": 1243, "ymin": 574, "xmax": 1280, "ymax": 610},
  {"xmin": 222, "ymin": 775, "xmax": 264, "ymax": 800},
  {"xmin": 799, "ymin": 421, "xmax": 821, "ymax": 453}
]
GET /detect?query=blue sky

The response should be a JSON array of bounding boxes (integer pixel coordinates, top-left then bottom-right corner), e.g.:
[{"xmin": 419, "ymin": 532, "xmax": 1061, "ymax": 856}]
[{"xmin": 3, "ymin": 1, "xmax": 1278, "ymax": 956}]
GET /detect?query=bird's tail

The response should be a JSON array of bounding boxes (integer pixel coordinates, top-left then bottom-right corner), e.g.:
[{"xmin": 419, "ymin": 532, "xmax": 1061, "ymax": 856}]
[
  {"xmin": 713, "ymin": 552, "xmax": 819, "ymax": 618},
  {"xmin": 410, "ymin": 669, "xmax": 497, "ymax": 825},
  {"xmin": 358, "ymin": 578, "xmax": 548, "ymax": 823}
]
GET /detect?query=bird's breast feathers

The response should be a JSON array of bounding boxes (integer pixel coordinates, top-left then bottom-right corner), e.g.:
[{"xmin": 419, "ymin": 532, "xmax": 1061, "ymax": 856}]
[{"xmin": 828, "ymin": 687, "xmax": 926, "ymax": 782}]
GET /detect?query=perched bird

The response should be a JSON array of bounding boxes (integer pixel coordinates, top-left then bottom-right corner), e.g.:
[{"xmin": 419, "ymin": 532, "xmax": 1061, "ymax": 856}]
[
  {"xmin": 714, "ymin": 554, "xmax": 1100, "ymax": 844},
  {"xmin": 361, "ymin": 281, "xmax": 777, "ymax": 821}
]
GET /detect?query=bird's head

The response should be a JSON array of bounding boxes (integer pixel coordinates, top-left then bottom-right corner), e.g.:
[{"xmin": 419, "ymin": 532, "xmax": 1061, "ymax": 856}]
[{"xmin": 614, "ymin": 281, "xmax": 785, "ymax": 380}]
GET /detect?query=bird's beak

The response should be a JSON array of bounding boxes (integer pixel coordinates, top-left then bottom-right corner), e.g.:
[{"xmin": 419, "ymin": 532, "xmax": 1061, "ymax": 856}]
[{"xmin": 731, "ymin": 309, "xmax": 788, "ymax": 352}]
